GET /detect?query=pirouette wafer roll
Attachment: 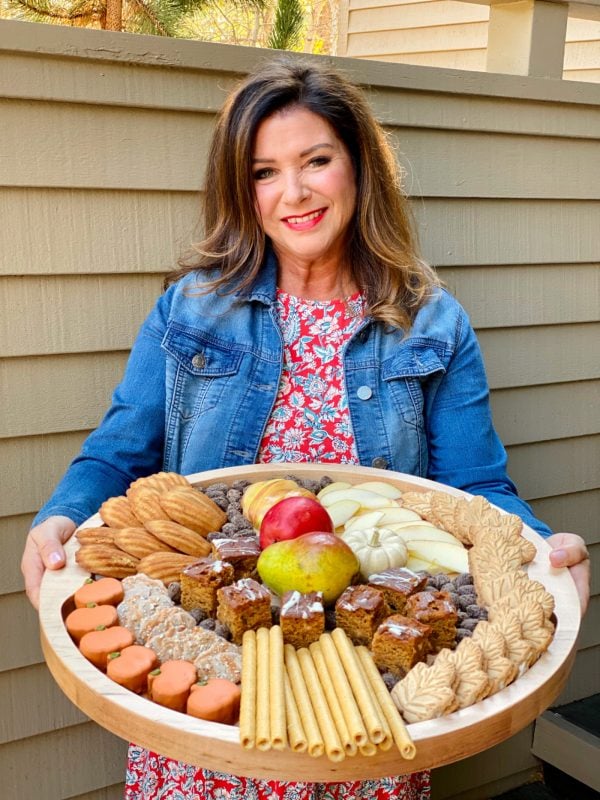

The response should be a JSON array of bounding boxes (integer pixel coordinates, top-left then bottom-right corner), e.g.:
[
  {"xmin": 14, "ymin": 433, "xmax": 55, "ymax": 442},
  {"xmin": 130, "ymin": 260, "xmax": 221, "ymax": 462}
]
[
  {"xmin": 356, "ymin": 646, "xmax": 416, "ymax": 760},
  {"xmin": 352, "ymin": 648, "xmax": 392, "ymax": 751},
  {"xmin": 269, "ymin": 626, "xmax": 287, "ymax": 751},
  {"xmin": 297, "ymin": 647, "xmax": 345, "ymax": 762},
  {"xmin": 359, "ymin": 741, "xmax": 377, "ymax": 756},
  {"xmin": 239, "ymin": 630, "xmax": 257, "ymax": 749},
  {"xmin": 256, "ymin": 627, "xmax": 271, "ymax": 751},
  {"xmin": 318, "ymin": 633, "xmax": 368, "ymax": 746},
  {"xmin": 284, "ymin": 644, "xmax": 324, "ymax": 758},
  {"xmin": 331, "ymin": 628, "xmax": 385, "ymax": 745},
  {"xmin": 284, "ymin": 671, "xmax": 308, "ymax": 753},
  {"xmin": 309, "ymin": 641, "xmax": 357, "ymax": 756}
]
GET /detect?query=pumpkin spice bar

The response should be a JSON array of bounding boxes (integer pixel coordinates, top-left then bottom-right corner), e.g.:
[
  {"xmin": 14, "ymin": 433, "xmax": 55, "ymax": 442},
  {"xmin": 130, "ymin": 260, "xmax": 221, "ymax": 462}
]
[
  {"xmin": 216, "ymin": 578, "xmax": 272, "ymax": 645},
  {"xmin": 335, "ymin": 585, "xmax": 388, "ymax": 647},
  {"xmin": 280, "ymin": 590, "xmax": 325, "ymax": 649},
  {"xmin": 371, "ymin": 614, "xmax": 431, "ymax": 676},
  {"xmin": 405, "ymin": 590, "xmax": 458, "ymax": 653},
  {"xmin": 210, "ymin": 536, "xmax": 261, "ymax": 580},
  {"xmin": 180, "ymin": 558, "xmax": 235, "ymax": 617},
  {"xmin": 368, "ymin": 567, "xmax": 428, "ymax": 613}
]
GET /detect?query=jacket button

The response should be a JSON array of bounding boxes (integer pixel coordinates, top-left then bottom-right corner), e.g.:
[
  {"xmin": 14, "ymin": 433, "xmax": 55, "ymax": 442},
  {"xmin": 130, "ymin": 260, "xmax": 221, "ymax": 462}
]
[
  {"xmin": 192, "ymin": 353, "xmax": 206, "ymax": 368},
  {"xmin": 356, "ymin": 385, "xmax": 372, "ymax": 400},
  {"xmin": 371, "ymin": 457, "xmax": 388, "ymax": 469}
]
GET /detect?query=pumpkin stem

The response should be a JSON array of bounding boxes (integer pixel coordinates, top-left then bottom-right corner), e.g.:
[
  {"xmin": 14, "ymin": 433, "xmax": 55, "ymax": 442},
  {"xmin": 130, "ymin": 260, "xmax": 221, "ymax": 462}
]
[{"xmin": 368, "ymin": 529, "xmax": 381, "ymax": 547}]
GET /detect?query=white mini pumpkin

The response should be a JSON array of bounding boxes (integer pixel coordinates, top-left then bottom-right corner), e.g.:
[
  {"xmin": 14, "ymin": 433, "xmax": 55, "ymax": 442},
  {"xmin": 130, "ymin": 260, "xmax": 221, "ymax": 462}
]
[{"xmin": 339, "ymin": 526, "xmax": 408, "ymax": 580}]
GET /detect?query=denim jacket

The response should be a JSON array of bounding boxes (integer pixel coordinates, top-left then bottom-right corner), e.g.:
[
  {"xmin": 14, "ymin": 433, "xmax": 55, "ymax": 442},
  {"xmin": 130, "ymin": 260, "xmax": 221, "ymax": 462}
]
[{"xmin": 35, "ymin": 251, "xmax": 552, "ymax": 537}]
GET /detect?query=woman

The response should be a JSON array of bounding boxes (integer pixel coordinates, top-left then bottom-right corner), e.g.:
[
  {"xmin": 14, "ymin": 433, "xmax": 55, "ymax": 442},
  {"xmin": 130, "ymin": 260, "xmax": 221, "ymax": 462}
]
[{"xmin": 22, "ymin": 58, "xmax": 590, "ymax": 800}]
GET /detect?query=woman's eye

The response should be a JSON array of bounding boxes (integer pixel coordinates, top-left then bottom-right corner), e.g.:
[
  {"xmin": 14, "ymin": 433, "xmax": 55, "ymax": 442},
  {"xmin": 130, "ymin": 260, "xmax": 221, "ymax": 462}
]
[
  {"xmin": 308, "ymin": 156, "xmax": 331, "ymax": 168},
  {"xmin": 253, "ymin": 168, "xmax": 275, "ymax": 181}
]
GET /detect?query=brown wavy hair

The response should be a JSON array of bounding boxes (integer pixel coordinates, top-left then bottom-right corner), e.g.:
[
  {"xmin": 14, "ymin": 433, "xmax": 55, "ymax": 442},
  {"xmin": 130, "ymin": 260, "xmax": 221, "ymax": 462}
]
[{"xmin": 167, "ymin": 56, "xmax": 439, "ymax": 330}]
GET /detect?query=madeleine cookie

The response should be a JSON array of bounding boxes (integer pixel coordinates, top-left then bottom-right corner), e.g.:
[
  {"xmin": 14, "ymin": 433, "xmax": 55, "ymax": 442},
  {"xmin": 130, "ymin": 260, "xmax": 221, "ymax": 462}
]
[
  {"xmin": 75, "ymin": 544, "xmax": 139, "ymax": 579},
  {"xmin": 99, "ymin": 495, "xmax": 141, "ymax": 528}
]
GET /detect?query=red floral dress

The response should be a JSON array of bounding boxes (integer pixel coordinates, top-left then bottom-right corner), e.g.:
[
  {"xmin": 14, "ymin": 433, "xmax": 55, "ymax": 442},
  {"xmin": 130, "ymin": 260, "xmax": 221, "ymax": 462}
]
[{"xmin": 124, "ymin": 291, "xmax": 430, "ymax": 800}]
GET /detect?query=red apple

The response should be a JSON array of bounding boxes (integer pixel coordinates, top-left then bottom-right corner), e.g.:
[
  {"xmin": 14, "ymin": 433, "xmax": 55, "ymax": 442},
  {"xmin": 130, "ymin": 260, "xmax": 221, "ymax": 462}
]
[{"xmin": 259, "ymin": 496, "xmax": 334, "ymax": 549}]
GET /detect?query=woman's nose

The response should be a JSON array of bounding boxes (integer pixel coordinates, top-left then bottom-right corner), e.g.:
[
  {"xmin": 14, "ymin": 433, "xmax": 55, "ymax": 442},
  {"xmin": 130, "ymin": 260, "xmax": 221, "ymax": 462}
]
[{"xmin": 282, "ymin": 171, "xmax": 309, "ymax": 204}]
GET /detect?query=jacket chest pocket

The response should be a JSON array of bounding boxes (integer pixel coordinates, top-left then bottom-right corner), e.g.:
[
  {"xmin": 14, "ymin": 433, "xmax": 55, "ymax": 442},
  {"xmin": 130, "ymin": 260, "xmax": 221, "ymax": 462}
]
[
  {"xmin": 382, "ymin": 344, "xmax": 447, "ymax": 426},
  {"xmin": 162, "ymin": 324, "xmax": 244, "ymax": 420}
]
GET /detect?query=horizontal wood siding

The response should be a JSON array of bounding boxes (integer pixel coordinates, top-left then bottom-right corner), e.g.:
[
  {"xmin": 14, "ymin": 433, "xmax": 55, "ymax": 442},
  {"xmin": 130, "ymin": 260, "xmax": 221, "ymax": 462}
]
[
  {"xmin": 1, "ymin": 19, "xmax": 598, "ymax": 800},
  {"xmin": 339, "ymin": 0, "xmax": 600, "ymax": 83}
]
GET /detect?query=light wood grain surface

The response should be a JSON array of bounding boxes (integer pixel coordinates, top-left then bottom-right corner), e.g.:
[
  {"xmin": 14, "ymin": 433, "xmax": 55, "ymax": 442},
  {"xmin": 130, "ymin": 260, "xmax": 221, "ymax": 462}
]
[{"xmin": 39, "ymin": 465, "xmax": 581, "ymax": 781}]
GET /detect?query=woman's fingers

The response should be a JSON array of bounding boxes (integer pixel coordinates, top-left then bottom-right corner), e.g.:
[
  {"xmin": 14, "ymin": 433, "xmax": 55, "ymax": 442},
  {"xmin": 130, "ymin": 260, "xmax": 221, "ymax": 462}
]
[
  {"xmin": 21, "ymin": 516, "xmax": 76, "ymax": 610},
  {"xmin": 547, "ymin": 532, "xmax": 591, "ymax": 615}
]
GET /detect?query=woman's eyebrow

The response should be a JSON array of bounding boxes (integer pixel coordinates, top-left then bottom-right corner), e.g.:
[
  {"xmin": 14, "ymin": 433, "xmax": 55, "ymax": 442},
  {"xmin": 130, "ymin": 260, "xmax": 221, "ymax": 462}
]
[{"xmin": 252, "ymin": 143, "xmax": 335, "ymax": 164}]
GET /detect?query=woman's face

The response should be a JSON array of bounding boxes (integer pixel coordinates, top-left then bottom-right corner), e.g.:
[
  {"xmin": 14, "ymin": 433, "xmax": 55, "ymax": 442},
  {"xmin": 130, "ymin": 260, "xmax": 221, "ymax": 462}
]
[{"xmin": 252, "ymin": 106, "xmax": 357, "ymax": 271}]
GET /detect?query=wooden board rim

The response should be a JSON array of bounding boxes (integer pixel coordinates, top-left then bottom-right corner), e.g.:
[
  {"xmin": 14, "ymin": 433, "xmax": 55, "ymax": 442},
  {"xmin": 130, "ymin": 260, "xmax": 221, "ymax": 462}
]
[{"xmin": 39, "ymin": 464, "xmax": 581, "ymax": 780}]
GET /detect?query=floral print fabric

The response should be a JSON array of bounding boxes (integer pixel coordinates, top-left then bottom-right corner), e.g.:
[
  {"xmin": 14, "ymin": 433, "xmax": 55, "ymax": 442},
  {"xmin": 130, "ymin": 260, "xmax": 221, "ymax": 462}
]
[
  {"xmin": 125, "ymin": 745, "xmax": 431, "ymax": 799},
  {"xmin": 124, "ymin": 291, "xmax": 430, "ymax": 799},
  {"xmin": 259, "ymin": 291, "xmax": 365, "ymax": 464}
]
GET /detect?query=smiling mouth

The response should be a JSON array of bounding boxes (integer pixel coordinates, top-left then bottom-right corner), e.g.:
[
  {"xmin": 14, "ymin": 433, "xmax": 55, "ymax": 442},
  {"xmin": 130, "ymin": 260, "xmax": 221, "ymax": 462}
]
[{"xmin": 282, "ymin": 208, "xmax": 326, "ymax": 226}]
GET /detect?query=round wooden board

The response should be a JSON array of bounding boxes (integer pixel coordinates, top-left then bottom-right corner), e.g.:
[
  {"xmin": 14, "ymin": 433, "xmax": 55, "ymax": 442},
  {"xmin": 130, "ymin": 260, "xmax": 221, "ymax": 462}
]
[{"xmin": 39, "ymin": 464, "xmax": 581, "ymax": 781}]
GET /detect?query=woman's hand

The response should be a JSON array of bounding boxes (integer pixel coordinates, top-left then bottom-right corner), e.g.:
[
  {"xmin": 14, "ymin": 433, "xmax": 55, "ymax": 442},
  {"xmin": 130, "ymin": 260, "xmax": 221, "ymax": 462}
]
[
  {"xmin": 547, "ymin": 532, "xmax": 591, "ymax": 614},
  {"xmin": 21, "ymin": 516, "xmax": 77, "ymax": 610}
]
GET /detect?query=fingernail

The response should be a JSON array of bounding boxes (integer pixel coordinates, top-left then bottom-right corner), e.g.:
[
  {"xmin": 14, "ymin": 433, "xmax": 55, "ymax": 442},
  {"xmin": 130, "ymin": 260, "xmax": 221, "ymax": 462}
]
[
  {"xmin": 552, "ymin": 548, "xmax": 567, "ymax": 566},
  {"xmin": 49, "ymin": 552, "xmax": 63, "ymax": 566}
]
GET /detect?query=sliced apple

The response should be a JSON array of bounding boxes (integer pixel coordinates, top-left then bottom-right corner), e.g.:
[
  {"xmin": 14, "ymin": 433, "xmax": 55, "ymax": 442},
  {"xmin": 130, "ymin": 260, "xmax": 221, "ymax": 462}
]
[
  {"xmin": 352, "ymin": 481, "xmax": 403, "ymax": 500},
  {"xmin": 320, "ymin": 488, "xmax": 392, "ymax": 510},
  {"xmin": 344, "ymin": 510, "xmax": 385, "ymax": 533},
  {"xmin": 386, "ymin": 523, "xmax": 463, "ymax": 546},
  {"xmin": 376, "ymin": 507, "xmax": 422, "ymax": 525},
  {"xmin": 326, "ymin": 499, "xmax": 362, "ymax": 529},
  {"xmin": 385, "ymin": 520, "xmax": 445, "ymax": 531},
  {"xmin": 317, "ymin": 481, "xmax": 352, "ymax": 500},
  {"xmin": 407, "ymin": 541, "xmax": 469, "ymax": 574},
  {"xmin": 405, "ymin": 555, "xmax": 442, "ymax": 574}
]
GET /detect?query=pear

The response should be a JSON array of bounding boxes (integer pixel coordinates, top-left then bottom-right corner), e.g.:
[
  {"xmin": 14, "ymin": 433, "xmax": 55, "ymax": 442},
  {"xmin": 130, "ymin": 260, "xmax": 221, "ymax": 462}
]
[{"xmin": 257, "ymin": 532, "xmax": 360, "ymax": 604}]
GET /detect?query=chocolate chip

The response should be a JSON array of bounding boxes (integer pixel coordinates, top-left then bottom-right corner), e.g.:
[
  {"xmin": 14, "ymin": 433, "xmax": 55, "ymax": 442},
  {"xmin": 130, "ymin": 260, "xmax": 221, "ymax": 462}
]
[
  {"xmin": 453, "ymin": 572, "xmax": 474, "ymax": 588},
  {"xmin": 199, "ymin": 618, "xmax": 217, "ymax": 631},
  {"xmin": 324, "ymin": 608, "xmax": 337, "ymax": 631},
  {"xmin": 167, "ymin": 582, "xmax": 181, "ymax": 603},
  {"xmin": 212, "ymin": 495, "xmax": 229, "ymax": 511},
  {"xmin": 456, "ymin": 628, "xmax": 473, "ymax": 640},
  {"xmin": 381, "ymin": 672, "xmax": 397, "ymax": 692},
  {"xmin": 220, "ymin": 522, "xmax": 238, "ymax": 537},
  {"xmin": 458, "ymin": 594, "xmax": 477, "ymax": 611},
  {"xmin": 189, "ymin": 608, "xmax": 208, "ymax": 624},
  {"xmin": 214, "ymin": 622, "xmax": 231, "ymax": 640}
]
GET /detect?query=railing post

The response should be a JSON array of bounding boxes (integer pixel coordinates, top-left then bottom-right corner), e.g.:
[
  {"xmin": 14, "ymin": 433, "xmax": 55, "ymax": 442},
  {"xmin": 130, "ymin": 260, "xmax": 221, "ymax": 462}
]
[{"xmin": 486, "ymin": 0, "xmax": 569, "ymax": 77}]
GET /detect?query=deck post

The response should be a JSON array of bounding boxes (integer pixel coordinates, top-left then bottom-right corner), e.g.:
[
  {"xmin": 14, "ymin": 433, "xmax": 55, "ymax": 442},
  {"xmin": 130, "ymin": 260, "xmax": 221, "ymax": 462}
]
[{"xmin": 486, "ymin": 0, "xmax": 569, "ymax": 77}]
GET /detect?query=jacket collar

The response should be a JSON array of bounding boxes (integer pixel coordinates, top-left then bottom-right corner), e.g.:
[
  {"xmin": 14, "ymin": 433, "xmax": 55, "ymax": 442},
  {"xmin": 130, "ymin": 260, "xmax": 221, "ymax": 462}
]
[{"xmin": 235, "ymin": 246, "xmax": 278, "ymax": 305}]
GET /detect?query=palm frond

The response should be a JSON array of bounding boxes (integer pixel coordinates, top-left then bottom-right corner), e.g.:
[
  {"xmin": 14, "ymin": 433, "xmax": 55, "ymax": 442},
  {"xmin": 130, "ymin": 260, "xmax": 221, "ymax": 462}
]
[
  {"xmin": 6, "ymin": 0, "xmax": 98, "ymax": 22},
  {"xmin": 267, "ymin": 0, "xmax": 303, "ymax": 50}
]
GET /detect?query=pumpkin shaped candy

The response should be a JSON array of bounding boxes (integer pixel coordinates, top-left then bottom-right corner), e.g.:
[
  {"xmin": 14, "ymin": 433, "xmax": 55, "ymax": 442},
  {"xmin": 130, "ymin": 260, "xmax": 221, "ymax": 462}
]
[
  {"xmin": 186, "ymin": 678, "xmax": 241, "ymax": 725},
  {"xmin": 339, "ymin": 526, "xmax": 408, "ymax": 580},
  {"xmin": 107, "ymin": 645, "xmax": 158, "ymax": 693}
]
